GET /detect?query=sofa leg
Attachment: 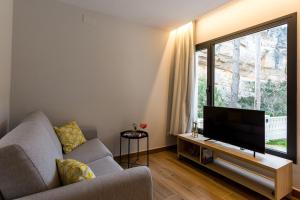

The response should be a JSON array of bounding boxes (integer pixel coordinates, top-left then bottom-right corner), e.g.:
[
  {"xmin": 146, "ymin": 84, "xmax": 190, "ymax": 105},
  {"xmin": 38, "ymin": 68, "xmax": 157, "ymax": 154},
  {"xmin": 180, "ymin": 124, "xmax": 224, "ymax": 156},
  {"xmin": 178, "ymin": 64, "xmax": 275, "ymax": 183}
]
[{"xmin": 137, "ymin": 139, "xmax": 140, "ymax": 161}]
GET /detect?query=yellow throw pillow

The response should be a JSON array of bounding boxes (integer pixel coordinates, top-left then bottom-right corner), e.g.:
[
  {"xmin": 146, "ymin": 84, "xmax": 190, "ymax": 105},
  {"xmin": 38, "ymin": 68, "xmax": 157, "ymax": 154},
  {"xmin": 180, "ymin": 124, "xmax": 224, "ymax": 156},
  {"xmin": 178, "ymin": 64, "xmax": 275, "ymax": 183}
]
[
  {"xmin": 56, "ymin": 159, "xmax": 96, "ymax": 185},
  {"xmin": 54, "ymin": 121, "xmax": 87, "ymax": 153}
]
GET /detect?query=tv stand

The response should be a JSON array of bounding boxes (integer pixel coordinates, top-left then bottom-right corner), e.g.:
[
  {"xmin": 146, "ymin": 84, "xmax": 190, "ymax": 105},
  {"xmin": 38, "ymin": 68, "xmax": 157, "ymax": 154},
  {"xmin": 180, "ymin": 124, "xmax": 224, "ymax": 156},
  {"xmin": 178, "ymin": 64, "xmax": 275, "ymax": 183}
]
[{"xmin": 177, "ymin": 133, "xmax": 292, "ymax": 200}]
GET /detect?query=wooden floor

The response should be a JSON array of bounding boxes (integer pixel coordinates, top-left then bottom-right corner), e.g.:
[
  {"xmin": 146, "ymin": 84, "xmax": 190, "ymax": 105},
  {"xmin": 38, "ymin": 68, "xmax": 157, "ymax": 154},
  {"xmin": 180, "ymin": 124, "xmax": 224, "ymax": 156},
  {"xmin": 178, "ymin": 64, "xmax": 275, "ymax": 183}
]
[{"xmin": 121, "ymin": 150, "xmax": 294, "ymax": 200}]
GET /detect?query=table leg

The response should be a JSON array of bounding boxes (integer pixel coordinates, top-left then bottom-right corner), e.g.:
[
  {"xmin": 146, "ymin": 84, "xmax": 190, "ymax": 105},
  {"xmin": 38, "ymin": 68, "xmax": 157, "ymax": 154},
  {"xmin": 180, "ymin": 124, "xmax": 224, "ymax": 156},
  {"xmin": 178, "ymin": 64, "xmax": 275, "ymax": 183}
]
[
  {"xmin": 128, "ymin": 139, "xmax": 130, "ymax": 168},
  {"xmin": 137, "ymin": 139, "xmax": 140, "ymax": 161},
  {"xmin": 147, "ymin": 136, "xmax": 149, "ymax": 166}
]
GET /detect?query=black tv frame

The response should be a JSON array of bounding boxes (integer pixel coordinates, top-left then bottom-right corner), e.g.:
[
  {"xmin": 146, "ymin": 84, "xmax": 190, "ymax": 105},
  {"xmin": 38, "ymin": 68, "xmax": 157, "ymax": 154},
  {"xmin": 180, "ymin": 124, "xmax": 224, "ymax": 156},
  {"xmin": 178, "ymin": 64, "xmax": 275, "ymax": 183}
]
[{"xmin": 203, "ymin": 106, "xmax": 265, "ymax": 156}]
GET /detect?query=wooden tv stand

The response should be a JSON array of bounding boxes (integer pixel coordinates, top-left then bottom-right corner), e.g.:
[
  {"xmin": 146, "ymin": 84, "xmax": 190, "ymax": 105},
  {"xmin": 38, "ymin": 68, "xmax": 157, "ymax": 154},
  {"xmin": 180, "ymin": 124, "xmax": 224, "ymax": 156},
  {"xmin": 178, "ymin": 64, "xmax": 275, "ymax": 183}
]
[{"xmin": 177, "ymin": 133, "xmax": 293, "ymax": 200}]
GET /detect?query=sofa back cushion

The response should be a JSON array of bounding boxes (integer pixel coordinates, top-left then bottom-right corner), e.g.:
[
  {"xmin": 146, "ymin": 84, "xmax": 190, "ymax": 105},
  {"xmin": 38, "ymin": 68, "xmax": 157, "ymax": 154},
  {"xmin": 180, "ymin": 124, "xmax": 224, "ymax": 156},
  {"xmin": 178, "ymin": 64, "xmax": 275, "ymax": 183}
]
[
  {"xmin": 0, "ymin": 121, "xmax": 62, "ymax": 199},
  {"xmin": 0, "ymin": 145, "xmax": 47, "ymax": 200},
  {"xmin": 23, "ymin": 111, "xmax": 62, "ymax": 155}
]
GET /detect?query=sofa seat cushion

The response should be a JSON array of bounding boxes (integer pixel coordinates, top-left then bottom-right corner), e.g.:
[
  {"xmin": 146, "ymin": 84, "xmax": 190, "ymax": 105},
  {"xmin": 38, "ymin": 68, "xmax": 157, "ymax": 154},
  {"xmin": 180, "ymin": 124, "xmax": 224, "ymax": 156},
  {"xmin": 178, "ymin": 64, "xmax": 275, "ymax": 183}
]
[
  {"xmin": 88, "ymin": 156, "xmax": 123, "ymax": 177},
  {"xmin": 63, "ymin": 139, "xmax": 113, "ymax": 163}
]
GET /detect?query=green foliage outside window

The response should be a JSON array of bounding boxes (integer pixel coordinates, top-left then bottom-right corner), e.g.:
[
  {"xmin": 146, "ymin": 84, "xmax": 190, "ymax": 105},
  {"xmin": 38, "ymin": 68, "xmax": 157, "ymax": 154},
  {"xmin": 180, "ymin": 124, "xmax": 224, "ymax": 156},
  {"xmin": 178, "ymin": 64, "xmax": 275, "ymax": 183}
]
[
  {"xmin": 261, "ymin": 80, "xmax": 287, "ymax": 117},
  {"xmin": 238, "ymin": 80, "xmax": 287, "ymax": 117},
  {"xmin": 197, "ymin": 78, "xmax": 206, "ymax": 118},
  {"xmin": 197, "ymin": 79, "xmax": 287, "ymax": 118},
  {"xmin": 197, "ymin": 78, "xmax": 225, "ymax": 118}
]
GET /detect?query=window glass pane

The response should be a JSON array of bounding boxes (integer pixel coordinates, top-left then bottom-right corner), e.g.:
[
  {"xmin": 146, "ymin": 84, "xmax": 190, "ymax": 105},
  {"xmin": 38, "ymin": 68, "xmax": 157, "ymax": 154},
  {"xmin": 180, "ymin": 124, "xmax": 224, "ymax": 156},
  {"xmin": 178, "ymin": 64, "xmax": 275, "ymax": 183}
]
[
  {"xmin": 196, "ymin": 49, "xmax": 208, "ymax": 128},
  {"xmin": 214, "ymin": 24, "xmax": 288, "ymax": 153}
]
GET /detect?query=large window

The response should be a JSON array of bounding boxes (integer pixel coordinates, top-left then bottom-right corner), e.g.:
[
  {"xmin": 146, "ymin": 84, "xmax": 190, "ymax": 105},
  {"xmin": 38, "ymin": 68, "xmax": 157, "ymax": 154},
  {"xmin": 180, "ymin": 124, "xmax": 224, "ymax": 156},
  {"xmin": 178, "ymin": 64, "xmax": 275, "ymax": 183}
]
[
  {"xmin": 195, "ymin": 49, "xmax": 207, "ymax": 128},
  {"xmin": 195, "ymin": 13, "xmax": 297, "ymax": 162}
]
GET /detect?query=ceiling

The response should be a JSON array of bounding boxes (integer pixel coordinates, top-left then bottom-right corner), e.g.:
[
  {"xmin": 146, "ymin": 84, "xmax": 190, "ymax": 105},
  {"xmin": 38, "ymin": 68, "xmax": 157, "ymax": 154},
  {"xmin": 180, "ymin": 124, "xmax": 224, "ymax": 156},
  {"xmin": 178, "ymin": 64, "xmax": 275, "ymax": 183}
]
[{"xmin": 58, "ymin": 0, "xmax": 230, "ymax": 30}]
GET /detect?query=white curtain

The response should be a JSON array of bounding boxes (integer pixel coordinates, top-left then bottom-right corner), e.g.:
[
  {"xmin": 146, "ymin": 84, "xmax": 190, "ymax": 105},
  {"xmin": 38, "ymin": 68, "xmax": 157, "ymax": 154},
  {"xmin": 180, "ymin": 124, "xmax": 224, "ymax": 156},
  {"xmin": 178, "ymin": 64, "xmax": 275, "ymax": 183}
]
[{"xmin": 168, "ymin": 22, "xmax": 196, "ymax": 135}]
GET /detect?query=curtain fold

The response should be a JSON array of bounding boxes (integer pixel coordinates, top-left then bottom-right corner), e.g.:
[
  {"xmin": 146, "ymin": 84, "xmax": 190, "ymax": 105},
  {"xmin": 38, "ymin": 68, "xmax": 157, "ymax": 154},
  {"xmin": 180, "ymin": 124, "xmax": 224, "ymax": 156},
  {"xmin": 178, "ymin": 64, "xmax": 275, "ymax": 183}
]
[{"xmin": 168, "ymin": 22, "xmax": 196, "ymax": 135}]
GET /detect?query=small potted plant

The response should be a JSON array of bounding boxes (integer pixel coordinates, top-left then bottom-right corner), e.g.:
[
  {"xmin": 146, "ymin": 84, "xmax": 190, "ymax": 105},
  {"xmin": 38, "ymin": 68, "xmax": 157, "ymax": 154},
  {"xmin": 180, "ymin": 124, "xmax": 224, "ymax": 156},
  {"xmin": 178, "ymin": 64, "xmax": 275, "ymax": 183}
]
[
  {"xmin": 132, "ymin": 122, "xmax": 148, "ymax": 131},
  {"xmin": 139, "ymin": 123, "xmax": 147, "ymax": 130}
]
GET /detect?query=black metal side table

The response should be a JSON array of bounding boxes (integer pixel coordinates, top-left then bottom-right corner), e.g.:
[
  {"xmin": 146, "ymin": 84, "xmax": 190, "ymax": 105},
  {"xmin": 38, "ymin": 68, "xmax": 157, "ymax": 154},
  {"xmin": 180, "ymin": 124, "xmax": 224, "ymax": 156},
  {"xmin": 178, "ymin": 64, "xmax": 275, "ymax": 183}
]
[{"xmin": 120, "ymin": 130, "xmax": 149, "ymax": 168}]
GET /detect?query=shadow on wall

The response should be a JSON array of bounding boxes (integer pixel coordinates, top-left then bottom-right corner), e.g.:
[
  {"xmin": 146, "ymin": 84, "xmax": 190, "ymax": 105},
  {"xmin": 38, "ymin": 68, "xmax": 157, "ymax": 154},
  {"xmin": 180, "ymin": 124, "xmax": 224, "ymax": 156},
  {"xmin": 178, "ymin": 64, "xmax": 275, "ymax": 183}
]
[
  {"xmin": 113, "ymin": 31, "xmax": 178, "ymax": 155},
  {"xmin": 141, "ymin": 31, "xmax": 177, "ymax": 148},
  {"xmin": 0, "ymin": 120, "xmax": 8, "ymax": 138}
]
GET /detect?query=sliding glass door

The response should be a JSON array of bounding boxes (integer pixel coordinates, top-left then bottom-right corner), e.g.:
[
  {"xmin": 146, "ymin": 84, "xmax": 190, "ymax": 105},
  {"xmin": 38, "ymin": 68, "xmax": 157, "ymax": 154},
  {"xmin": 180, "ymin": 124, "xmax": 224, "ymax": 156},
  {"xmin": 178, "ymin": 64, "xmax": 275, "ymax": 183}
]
[
  {"xmin": 195, "ymin": 13, "xmax": 297, "ymax": 162},
  {"xmin": 214, "ymin": 24, "xmax": 288, "ymax": 153},
  {"xmin": 195, "ymin": 49, "xmax": 208, "ymax": 129}
]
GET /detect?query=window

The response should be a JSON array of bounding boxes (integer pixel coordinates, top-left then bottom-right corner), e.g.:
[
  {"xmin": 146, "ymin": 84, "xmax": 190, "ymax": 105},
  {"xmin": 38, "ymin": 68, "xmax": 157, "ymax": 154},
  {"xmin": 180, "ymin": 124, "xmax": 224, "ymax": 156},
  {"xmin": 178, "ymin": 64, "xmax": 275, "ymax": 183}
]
[
  {"xmin": 195, "ymin": 13, "xmax": 297, "ymax": 162},
  {"xmin": 195, "ymin": 49, "xmax": 207, "ymax": 128}
]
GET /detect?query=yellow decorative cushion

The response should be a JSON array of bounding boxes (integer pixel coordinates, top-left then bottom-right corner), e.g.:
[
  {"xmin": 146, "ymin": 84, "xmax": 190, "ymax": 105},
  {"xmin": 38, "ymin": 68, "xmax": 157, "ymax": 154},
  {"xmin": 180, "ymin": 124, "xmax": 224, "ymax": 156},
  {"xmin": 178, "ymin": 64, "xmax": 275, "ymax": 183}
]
[
  {"xmin": 54, "ymin": 121, "xmax": 87, "ymax": 153},
  {"xmin": 56, "ymin": 159, "xmax": 96, "ymax": 185}
]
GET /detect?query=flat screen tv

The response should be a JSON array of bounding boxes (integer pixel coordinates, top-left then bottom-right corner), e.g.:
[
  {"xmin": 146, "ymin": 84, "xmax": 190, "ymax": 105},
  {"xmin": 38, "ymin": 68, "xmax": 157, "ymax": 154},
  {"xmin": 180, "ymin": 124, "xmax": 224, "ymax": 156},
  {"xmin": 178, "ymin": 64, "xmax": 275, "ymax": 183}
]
[{"xmin": 203, "ymin": 106, "xmax": 265, "ymax": 154}]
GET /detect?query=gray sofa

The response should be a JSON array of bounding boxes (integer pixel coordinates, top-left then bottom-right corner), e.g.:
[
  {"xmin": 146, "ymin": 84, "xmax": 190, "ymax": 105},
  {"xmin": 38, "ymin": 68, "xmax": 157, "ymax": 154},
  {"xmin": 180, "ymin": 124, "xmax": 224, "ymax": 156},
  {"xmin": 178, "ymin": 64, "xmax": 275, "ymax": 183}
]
[{"xmin": 0, "ymin": 111, "xmax": 153, "ymax": 200}]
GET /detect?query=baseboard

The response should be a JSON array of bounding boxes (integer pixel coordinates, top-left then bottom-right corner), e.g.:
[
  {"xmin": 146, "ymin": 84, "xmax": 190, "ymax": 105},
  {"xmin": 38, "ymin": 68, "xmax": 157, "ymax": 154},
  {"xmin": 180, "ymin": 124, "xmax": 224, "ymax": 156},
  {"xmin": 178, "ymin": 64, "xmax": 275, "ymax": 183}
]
[
  {"xmin": 292, "ymin": 187, "xmax": 300, "ymax": 198},
  {"xmin": 114, "ymin": 145, "xmax": 176, "ymax": 160}
]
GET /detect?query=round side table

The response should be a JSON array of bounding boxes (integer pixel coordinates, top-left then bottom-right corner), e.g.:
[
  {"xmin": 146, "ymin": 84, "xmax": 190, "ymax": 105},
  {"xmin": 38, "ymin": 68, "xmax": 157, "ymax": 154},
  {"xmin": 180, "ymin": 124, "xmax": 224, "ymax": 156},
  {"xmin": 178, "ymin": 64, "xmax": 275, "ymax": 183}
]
[{"xmin": 120, "ymin": 130, "xmax": 149, "ymax": 168}]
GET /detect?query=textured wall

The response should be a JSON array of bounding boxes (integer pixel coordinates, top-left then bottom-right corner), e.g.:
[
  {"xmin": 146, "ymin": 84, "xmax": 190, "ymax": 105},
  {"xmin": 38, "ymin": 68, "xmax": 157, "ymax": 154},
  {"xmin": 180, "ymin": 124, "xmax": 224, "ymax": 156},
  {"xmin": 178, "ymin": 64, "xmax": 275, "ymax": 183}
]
[{"xmin": 11, "ymin": 0, "xmax": 176, "ymax": 155}]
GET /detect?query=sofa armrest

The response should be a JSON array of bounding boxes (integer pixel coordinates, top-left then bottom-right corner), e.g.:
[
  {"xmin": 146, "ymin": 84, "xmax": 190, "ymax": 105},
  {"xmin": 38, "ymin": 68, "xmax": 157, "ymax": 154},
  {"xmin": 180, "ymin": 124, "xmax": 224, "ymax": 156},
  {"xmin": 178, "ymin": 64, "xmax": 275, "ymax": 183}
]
[
  {"xmin": 16, "ymin": 166, "xmax": 153, "ymax": 200},
  {"xmin": 81, "ymin": 127, "xmax": 98, "ymax": 140}
]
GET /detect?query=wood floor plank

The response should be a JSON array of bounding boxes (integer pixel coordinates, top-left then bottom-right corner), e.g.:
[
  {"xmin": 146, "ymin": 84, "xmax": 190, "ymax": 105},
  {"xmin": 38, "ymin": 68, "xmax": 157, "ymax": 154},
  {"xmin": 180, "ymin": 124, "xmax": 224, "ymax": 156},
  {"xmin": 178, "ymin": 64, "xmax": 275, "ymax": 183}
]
[
  {"xmin": 120, "ymin": 150, "xmax": 276, "ymax": 200},
  {"xmin": 151, "ymin": 152, "xmax": 238, "ymax": 197},
  {"xmin": 153, "ymin": 177, "xmax": 175, "ymax": 200},
  {"xmin": 151, "ymin": 151, "xmax": 245, "ymax": 196},
  {"xmin": 165, "ymin": 194, "xmax": 185, "ymax": 200}
]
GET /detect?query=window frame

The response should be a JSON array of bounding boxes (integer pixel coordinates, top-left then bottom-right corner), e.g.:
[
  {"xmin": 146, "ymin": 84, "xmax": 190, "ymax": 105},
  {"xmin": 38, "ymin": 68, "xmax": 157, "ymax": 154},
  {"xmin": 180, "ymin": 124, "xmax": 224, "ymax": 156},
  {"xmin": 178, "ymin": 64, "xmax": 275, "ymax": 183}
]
[{"xmin": 195, "ymin": 13, "xmax": 297, "ymax": 163}]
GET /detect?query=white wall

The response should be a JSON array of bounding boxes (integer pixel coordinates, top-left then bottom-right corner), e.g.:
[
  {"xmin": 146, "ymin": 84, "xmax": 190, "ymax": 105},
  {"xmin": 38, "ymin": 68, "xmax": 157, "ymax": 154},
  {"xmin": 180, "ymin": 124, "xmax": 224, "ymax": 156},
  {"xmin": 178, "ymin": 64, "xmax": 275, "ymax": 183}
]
[
  {"xmin": 11, "ymin": 0, "xmax": 176, "ymax": 155},
  {"xmin": 196, "ymin": 0, "xmax": 300, "ymax": 189},
  {"xmin": 0, "ymin": 0, "xmax": 13, "ymax": 138}
]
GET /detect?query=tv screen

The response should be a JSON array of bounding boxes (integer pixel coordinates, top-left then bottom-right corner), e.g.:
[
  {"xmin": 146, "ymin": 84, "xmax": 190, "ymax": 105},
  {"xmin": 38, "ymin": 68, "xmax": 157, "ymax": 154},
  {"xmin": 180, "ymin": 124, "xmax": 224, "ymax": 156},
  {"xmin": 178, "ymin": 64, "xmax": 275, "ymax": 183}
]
[{"xmin": 203, "ymin": 106, "xmax": 265, "ymax": 154}]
